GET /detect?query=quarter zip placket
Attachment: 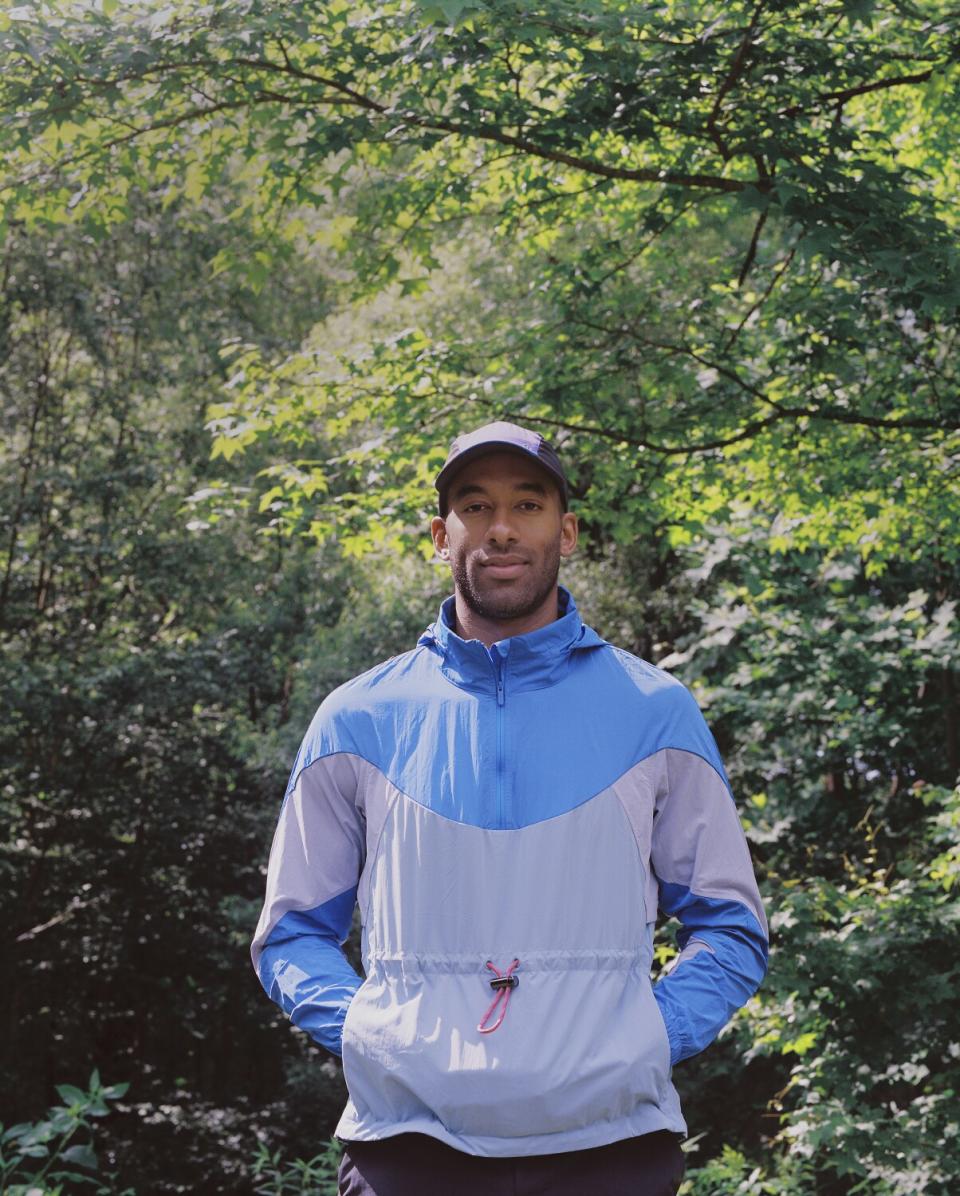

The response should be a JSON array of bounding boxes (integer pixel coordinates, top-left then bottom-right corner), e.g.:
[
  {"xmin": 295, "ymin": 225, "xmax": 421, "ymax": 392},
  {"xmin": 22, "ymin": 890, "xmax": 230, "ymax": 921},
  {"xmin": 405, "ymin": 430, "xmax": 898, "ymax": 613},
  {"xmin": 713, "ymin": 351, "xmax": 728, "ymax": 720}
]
[{"xmin": 488, "ymin": 647, "xmax": 507, "ymax": 828}]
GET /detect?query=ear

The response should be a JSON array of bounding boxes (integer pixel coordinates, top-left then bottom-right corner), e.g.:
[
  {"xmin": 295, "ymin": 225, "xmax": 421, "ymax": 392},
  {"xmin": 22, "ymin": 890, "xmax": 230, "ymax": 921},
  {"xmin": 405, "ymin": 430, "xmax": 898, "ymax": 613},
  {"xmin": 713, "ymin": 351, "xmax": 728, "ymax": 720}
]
[
  {"xmin": 559, "ymin": 511, "xmax": 578, "ymax": 558},
  {"xmin": 431, "ymin": 515, "xmax": 450, "ymax": 560}
]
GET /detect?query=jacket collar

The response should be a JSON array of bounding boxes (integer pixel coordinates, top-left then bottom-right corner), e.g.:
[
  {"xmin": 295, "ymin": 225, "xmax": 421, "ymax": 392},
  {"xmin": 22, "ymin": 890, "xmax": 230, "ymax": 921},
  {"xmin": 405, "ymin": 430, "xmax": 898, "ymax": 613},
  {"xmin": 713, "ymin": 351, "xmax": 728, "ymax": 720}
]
[{"xmin": 417, "ymin": 586, "xmax": 607, "ymax": 695}]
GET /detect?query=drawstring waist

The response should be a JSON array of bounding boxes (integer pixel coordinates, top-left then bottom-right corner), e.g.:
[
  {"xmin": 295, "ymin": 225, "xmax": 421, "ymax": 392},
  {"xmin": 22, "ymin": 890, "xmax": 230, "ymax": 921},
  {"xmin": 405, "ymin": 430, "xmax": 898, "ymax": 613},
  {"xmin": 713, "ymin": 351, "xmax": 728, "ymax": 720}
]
[
  {"xmin": 357, "ymin": 950, "xmax": 648, "ymax": 1037},
  {"xmin": 478, "ymin": 958, "xmax": 520, "ymax": 1033},
  {"xmin": 362, "ymin": 949, "xmax": 647, "ymax": 974}
]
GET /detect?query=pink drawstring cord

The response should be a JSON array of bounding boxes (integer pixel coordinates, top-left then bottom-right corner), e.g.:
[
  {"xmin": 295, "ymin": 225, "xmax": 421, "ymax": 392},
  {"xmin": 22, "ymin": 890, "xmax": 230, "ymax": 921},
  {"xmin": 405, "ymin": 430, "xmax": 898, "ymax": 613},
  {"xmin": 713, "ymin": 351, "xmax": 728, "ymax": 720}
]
[{"xmin": 477, "ymin": 958, "xmax": 520, "ymax": 1034}]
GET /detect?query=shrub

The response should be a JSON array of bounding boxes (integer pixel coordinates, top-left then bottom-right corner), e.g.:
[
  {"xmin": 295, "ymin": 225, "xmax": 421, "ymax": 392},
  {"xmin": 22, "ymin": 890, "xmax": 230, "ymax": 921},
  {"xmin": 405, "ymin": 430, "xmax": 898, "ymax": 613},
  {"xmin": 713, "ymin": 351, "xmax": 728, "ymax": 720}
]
[{"xmin": 0, "ymin": 1072, "xmax": 132, "ymax": 1195}]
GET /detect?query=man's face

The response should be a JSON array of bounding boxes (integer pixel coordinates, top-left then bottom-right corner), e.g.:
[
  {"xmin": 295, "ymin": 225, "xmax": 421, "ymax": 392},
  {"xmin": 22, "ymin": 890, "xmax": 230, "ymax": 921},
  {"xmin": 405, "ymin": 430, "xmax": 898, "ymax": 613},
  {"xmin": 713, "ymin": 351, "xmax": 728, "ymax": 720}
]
[{"xmin": 431, "ymin": 451, "xmax": 578, "ymax": 624}]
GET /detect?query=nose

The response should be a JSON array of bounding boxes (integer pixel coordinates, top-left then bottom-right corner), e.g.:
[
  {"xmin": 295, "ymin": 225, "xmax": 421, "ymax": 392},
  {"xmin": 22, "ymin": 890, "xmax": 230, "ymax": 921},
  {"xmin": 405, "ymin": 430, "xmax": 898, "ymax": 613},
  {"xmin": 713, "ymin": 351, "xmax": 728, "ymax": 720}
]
[{"xmin": 486, "ymin": 505, "xmax": 519, "ymax": 547}]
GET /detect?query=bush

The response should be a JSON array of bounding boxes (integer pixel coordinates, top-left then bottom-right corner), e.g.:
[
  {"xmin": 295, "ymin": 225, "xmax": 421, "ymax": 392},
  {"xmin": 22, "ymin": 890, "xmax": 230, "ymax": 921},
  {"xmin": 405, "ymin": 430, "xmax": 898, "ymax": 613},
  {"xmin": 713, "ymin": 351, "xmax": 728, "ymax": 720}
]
[
  {"xmin": 0, "ymin": 1072, "xmax": 132, "ymax": 1195},
  {"xmin": 250, "ymin": 1139, "xmax": 341, "ymax": 1196}
]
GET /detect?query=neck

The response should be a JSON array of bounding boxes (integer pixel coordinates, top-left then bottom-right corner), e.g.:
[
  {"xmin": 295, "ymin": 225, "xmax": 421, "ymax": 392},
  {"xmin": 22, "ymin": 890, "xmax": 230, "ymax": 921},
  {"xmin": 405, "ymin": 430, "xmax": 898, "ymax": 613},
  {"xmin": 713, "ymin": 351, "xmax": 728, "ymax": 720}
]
[{"xmin": 452, "ymin": 588, "xmax": 561, "ymax": 648}]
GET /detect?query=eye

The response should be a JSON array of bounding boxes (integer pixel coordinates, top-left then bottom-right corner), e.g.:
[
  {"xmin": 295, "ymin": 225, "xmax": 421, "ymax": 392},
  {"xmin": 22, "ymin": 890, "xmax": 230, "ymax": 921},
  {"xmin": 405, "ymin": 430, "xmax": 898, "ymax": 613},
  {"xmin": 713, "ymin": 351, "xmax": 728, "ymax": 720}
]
[{"xmin": 517, "ymin": 501, "xmax": 543, "ymax": 511}]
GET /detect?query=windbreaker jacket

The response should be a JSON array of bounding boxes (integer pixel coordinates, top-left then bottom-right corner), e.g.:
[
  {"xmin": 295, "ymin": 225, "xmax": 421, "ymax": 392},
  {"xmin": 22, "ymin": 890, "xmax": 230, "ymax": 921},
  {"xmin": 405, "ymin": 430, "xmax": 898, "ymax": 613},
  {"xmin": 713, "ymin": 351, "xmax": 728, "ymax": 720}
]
[{"xmin": 251, "ymin": 589, "xmax": 768, "ymax": 1157}]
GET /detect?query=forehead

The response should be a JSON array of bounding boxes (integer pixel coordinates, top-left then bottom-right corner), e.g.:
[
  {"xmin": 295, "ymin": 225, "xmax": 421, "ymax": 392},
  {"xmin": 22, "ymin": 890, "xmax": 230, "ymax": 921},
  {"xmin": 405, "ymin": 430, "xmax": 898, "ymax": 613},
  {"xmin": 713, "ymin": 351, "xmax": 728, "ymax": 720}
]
[{"xmin": 449, "ymin": 450, "xmax": 554, "ymax": 493}]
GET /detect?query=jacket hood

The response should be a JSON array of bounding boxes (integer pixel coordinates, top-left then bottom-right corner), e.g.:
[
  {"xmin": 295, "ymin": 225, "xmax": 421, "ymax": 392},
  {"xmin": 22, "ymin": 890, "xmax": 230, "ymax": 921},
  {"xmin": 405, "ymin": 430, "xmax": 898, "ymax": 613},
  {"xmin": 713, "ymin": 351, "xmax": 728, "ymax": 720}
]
[{"xmin": 417, "ymin": 586, "xmax": 607, "ymax": 695}]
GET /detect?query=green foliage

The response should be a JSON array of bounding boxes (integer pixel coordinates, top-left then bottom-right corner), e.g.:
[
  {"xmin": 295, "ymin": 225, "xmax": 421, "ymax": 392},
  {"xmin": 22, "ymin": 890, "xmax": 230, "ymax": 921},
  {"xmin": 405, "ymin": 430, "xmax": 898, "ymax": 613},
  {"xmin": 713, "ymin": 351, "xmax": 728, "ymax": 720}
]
[
  {"xmin": 0, "ymin": 203, "xmax": 339, "ymax": 1191},
  {"xmin": 680, "ymin": 1142, "xmax": 813, "ymax": 1194},
  {"xmin": 0, "ymin": 1, "xmax": 957, "ymax": 570},
  {"xmin": 750, "ymin": 790, "xmax": 960, "ymax": 1195},
  {"xmin": 250, "ymin": 1138, "xmax": 341, "ymax": 1196},
  {"xmin": 655, "ymin": 539, "xmax": 960, "ymax": 1194},
  {"xmin": 0, "ymin": 1072, "xmax": 132, "ymax": 1196}
]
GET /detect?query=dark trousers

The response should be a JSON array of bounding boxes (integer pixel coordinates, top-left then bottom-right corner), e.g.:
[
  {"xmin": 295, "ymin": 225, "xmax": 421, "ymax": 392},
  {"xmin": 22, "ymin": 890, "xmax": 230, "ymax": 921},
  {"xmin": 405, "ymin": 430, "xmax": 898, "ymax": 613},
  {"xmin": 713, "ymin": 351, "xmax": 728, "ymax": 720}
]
[{"xmin": 338, "ymin": 1130, "xmax": 685, "ymax": 1195}]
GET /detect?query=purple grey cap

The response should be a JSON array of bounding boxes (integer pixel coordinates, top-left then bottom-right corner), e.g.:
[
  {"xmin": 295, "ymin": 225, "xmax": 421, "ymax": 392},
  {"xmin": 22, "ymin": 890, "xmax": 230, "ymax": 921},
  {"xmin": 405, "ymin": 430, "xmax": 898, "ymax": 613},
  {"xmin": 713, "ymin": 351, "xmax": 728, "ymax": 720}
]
[{"xmin": 435, "ymin": 420, "xmax": 569, "ymax": 514}]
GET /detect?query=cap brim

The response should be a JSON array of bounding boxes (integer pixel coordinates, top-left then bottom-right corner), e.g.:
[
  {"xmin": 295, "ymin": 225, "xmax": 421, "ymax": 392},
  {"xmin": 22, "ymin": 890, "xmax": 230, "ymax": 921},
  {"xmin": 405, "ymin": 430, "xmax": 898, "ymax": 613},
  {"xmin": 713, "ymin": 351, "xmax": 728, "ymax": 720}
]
[
  {"xmin": 435, "ymin": 441, "xmax": 556, "ymax": 494},
  {"xmin": 435, "ymin": 443, "xmax": 568, "ymax": 513}
]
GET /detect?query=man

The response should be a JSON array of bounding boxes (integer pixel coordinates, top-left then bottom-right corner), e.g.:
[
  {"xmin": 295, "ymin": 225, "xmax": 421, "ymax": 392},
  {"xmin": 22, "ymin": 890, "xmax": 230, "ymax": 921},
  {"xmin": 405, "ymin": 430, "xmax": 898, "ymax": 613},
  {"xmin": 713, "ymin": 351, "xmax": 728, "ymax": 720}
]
[{"xmin": 252, "ymin": 421, "xmax": 768, "ymax": 1196}]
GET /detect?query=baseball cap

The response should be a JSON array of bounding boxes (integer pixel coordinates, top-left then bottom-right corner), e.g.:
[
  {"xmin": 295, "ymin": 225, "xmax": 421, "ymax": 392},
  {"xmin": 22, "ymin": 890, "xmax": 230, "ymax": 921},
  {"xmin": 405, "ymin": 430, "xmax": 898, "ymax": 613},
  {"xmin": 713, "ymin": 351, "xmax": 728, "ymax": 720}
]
[{"xmin": 435, "ymin": 421, "xmax": 569, "ymax": 515}]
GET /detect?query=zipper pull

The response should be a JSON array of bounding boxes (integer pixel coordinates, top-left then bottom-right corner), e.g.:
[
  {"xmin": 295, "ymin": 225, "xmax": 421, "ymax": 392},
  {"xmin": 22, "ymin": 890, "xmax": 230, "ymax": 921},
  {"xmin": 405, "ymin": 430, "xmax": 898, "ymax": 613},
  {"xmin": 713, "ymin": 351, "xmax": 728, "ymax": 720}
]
[{"xmin": 496, "ymin": 665, "xmax": 505, "ymax": 706}]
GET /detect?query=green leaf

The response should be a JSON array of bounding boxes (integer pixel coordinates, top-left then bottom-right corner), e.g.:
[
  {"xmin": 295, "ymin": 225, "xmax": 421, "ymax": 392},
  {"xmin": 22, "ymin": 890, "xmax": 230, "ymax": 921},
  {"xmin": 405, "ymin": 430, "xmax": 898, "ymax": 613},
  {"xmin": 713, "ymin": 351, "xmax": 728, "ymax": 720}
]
[{"xmin": 62, "ymin": 1142, "xmax": 99, "ymax": 1170}]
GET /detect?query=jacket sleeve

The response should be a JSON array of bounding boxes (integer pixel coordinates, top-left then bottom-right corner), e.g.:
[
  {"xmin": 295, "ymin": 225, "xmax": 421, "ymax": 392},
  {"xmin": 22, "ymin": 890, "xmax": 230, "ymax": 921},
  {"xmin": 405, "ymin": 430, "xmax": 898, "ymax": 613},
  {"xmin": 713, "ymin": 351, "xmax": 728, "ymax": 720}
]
[
  {"xmin": 251, "ymin": 750, "xmax": 365, "ymax": 1056},
  {"xmin": 650, "ymin": 689, "xmax": 768, "ymax": 1065}
]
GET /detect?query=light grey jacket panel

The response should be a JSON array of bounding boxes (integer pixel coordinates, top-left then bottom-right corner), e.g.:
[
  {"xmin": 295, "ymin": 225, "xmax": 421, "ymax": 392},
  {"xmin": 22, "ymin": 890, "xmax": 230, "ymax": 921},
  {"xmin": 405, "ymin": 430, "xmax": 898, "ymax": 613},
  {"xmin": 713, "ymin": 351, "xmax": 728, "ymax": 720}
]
[
  {"xmin": 251, "ymin": 753, "xmax": 366, "ymax": 960},
  {"xmin": 337, "ymin": 956, "xmax": 681, "ymax": 1155},
  {"xmin": 362, "ymin": 786, "xmax": 648, "ymax": 955},
  {"xmin": 335, "ymin": 782, "xmax": 686, "ymax": 1153},
  {"xmin": 613, "ymin": 750, "xmax": 768, "ymax": 948},
  {"xmin": 251, "ymin": 755, "xmax": 408, "ymax": 969},
  {"xmin": 656, "ymin": 750, "xmax": 767, "ymax": 931}
]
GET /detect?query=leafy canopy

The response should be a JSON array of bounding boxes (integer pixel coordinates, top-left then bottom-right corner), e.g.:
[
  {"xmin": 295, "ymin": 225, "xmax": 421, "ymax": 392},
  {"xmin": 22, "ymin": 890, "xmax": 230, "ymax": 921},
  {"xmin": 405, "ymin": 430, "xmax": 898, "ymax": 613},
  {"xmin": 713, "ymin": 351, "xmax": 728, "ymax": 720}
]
[{"xmin": 2, "ymin": 0, "xmax": 958, "ymax": 561}]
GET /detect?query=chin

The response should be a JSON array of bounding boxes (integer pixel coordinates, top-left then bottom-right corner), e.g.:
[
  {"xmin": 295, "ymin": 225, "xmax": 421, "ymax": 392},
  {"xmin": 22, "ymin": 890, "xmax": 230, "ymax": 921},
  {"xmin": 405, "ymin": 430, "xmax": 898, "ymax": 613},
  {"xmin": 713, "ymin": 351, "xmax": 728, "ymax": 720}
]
[{"xmin": 476, "ymin": 588, "xmax": 547, "ymax": 622}]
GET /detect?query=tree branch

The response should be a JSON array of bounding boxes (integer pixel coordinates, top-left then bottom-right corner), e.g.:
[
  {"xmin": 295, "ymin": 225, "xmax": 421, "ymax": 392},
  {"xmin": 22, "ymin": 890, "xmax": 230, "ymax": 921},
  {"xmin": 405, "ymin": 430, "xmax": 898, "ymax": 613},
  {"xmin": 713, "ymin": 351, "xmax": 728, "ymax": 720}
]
[
  {"xmin": 567, "ymin": 317, "xmax": 960, "ymax": 432},
  {"xmin": 15, "ymin": 895, "xmax": 89, "ymax": 943},
  {"xmin": 780, "ymin": 67, "xmax": 936, "ymax": 119},
  {"xmin": 48, "ymin": 53, "xmax": 760, "ymax": 194},
  {"xmin": 724, "ymin": 247, "xmax": 795, "ymax": 351},
  {"xmin": 514, "ymin": 410, "xmax": 787, "ymax": 455},
  {"xmin": 706, "ymin": 0, "xmax": 767, "ymax": 160},
  {"xmin": 737, "ymin": 206, "xmax": 769, "ymax": 287}
]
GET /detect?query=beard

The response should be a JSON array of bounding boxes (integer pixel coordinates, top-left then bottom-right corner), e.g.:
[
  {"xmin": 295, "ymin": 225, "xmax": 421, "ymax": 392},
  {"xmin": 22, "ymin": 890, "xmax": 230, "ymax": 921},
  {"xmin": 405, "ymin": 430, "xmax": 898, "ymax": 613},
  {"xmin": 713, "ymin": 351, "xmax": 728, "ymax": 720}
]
[{"xmin": 451, "ymin": 540, "xmax": 562, "ymax": 623}]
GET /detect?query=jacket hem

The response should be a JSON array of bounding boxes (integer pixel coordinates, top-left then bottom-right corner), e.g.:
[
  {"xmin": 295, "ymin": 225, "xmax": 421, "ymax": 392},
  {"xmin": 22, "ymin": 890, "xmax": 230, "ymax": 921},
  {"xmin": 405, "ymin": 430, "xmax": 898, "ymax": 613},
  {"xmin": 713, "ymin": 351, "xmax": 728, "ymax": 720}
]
[{"xmin": 334, "ymin": 1104, "xmax": 687, "ymax": 1158}]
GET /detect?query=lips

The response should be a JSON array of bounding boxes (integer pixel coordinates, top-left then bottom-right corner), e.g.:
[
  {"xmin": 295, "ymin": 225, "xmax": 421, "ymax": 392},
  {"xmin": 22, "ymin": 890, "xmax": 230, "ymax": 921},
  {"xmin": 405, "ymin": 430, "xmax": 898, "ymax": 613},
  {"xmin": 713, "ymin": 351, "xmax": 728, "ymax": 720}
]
[{"xmin": 480, "ymin": 555, "xmax": 528, "ymax": 580}]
